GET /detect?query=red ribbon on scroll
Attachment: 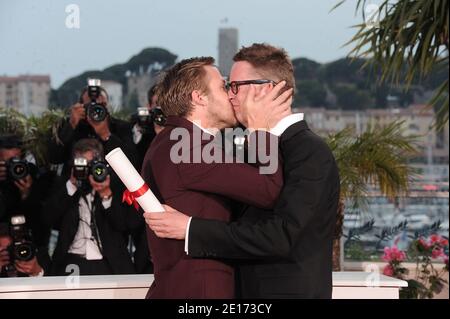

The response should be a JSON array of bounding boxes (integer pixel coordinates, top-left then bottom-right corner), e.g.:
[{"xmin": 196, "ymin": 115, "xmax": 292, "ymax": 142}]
[{"xmin": 122, "ymin": 183, "xmax": 149, "ymax": 210}]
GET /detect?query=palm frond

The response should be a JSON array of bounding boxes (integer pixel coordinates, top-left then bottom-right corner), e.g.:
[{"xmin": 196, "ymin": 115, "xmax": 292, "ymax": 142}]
[
  {"xmin": 335, "ymin": 0, "xmax": 449, "ymax": 128},
  {"xmin": 0, "ymin": 107, "xmax": 65, "ymax": 166},
  {"xmin": 326, "ymin": 121, "xmax": 418, "ymax": 206}
]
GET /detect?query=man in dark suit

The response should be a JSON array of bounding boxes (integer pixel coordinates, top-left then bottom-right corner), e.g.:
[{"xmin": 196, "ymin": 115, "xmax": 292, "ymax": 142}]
[
  {"xmin": 140, "ymin": 57, "xmax": 292, "ymax": 298},
  {"xmin": 146, "ymin": 44, "xmax": 340, "ymax": 299},
  {"xmin": 43, "ymin": 138, "xmax": 139, "ymax": 275},
  {"xmin": 48, "ymin": 84, "xmax": 138, "ymax": 175}
]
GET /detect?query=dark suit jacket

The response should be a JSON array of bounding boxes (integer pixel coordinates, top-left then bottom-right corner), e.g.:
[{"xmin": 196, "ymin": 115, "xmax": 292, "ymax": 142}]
[
  {"xmin": 43, "ymin": 177, "xmax": 138, "ymax": 275},
  {"xmin": 188, "ymin": 120, "xmax": 340, "ymax": 299},
  {"xmin": 141, "ymin": 116, "xmax": 283, "ymax": 299}
]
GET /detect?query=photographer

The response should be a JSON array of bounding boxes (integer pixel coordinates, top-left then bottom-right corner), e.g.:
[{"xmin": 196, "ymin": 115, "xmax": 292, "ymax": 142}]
[
  {"xmin": 48, "ymin": 79, "xmax": 138, "ymax": 176},
  {"xmin": 128, "ymin": 85, "xmax": 166, "ymax": 274},
  {"xmin": 0, "ymin": 135, "xmax": 34, "ymax": 207},
  {"xmin": 0, "ymin": 135, "xmax": 51, "ymax": 275},
  {"xmin": 43, "ymin": 138, "xmax": 140, "ymax": 275},
  {"xmin": 0, "ymin": 222, "xmax": 44, "ymax": 277},
  {"xmin": 131, "ymin": 84, "xmax": 166, "ymax": 169}
]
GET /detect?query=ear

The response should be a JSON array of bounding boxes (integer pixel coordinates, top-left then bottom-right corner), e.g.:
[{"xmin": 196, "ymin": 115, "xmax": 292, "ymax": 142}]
[{"xmin": 191, "ymin": 90, "xmax": 208, "ymax": 108}]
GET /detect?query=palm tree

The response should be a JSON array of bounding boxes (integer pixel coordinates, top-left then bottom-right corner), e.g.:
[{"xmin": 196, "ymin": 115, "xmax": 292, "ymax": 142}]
[
  {"xmin": 334, "ymin": 0, "xmax": 449, "ymax": 129},
  {"xmin": 326, "ymin": 121, "xmax": 418, "ymax": 270},
  {"xmin": 0, "ymin": 107, "xmax": 64, "ymax": 167}
]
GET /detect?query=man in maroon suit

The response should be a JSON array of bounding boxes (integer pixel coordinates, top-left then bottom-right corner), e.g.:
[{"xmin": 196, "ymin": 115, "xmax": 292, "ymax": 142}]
[{"xmin": 141, "ymin": 57, "xmax": 292, "ymax": 298}]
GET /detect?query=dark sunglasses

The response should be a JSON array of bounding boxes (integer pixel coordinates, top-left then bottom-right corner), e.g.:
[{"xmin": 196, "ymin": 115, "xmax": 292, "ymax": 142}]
[{"xmin": 226, "ymin": 79, "xmax": 277, "ymax": 95}]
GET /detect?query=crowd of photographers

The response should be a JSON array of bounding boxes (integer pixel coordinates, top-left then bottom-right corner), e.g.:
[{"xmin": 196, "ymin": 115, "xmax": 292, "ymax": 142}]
[{"xmin": 0, "ymin": 80, "xmax": 166, "ymax": 277}]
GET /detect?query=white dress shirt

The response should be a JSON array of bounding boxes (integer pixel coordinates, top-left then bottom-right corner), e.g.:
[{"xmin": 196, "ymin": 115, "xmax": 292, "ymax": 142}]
[
  {"xmin": 184, "ymin": 113, "xmax": 305, "ymax": 254},
  {"xmin": 65, "ymin": 180, "xmax": 112, "ymax": 260}
]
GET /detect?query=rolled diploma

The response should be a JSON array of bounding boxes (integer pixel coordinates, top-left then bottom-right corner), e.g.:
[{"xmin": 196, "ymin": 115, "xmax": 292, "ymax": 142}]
[{"xmin": 105, "ymin": 147, "xmax": 164, "ymax": 213}]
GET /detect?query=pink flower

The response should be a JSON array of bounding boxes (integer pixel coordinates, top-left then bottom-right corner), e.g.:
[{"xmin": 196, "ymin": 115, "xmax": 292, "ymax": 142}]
[
  {"xmin": 383, "ymin": 246, "xmax": 406, "ymax": 262},
  {"xmin": 430, "ymin": 234, "xmax": 441, "ymax": 244},
  {"xmin": 383, "ymin": 264, "xmax": 394, "ymax": 276},
  {"xmin": 428, "ymin": 234, "xmax": 448, "ymax": 248},
  {"xmin": 417, "ymin": 238, "xmax": 430, "ymax": 250},
  {"xmin": 432, "ymin": 247, "xmax": 446, "ymax": 259}
]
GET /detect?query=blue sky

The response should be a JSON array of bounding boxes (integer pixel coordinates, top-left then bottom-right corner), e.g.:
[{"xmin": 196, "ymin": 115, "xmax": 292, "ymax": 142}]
[{"xmin": 0, "ymin": 0, "xmax": 370, "ymax": 88}]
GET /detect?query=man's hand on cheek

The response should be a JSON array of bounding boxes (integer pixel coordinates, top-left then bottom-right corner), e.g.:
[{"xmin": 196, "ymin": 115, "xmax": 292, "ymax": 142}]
[{"xmin": 246, "ymin": 81, "xmax": 291, "ymax": 130}]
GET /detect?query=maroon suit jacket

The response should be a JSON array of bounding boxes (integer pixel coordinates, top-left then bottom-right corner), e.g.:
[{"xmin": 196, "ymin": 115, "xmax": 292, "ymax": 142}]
[{"xmin": 141, "ymin": 116, "xmax": 282, "ymax": 299}]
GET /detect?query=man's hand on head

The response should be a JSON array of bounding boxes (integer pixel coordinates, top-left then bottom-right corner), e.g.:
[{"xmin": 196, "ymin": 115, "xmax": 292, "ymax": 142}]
[
  {"xmin": 245, "ymin": 81, "xmax": 293, "ymax": 131},
  {"xmin": 144, "ymin": 204, "xmax": 190, "ymax": 240}
]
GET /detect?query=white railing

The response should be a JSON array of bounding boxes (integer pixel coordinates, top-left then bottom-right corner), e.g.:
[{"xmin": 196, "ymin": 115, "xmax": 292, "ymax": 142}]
[{"xmin": 0, "ymin": 272, "xmax": 407, "ymax": 299}]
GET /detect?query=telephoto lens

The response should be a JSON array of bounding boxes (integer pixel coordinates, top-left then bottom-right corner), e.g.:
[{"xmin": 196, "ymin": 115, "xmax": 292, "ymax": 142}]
[
  {"xmin": 87, "ymin": 103, "xmax": 107, "ymax": 122},
  {"xmin": 90, "ymin": 160, "xmax": 109, "ymax": 183},
  {"xmin": 7, "ymin": 157, "xmax": 29, "ymax": 181}
]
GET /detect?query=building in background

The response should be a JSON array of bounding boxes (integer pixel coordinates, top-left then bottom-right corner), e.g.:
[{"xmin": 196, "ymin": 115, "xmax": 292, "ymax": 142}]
[
  {"xmin": 126, "ymin": 62, "xmax": 163, "ymax": 109},
  {"xmin": 297, "ymin": 105, "xmax": 449, "ymax": 181},
  {"xmin": 0, "ymin": 75, "xmax": 50, "ymax": 116},
  {"xmin": 218, "ymin": 27, "xmax": 238, "ymax": 77},
  {"xmin": 101, "ymin": 80, "xmax": 123, "ymax": 113}
]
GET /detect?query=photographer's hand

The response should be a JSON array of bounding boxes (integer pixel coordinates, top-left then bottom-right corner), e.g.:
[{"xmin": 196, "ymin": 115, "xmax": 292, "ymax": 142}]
[
  {"xmin": 0, "ymin": 161, "xmax": 7, "ymax": 182},
  {"xmin": 15, "ymin": 257, "xmax": 43, "ymax": 277},
  {"xmin": 0, "ymin": 247, "xmax": 10, "ymax": 269},
  {"xmin": 87, "ymin": 116, "xmax": 111, "ymax": 142},
  {"xmin": 69, "ymin": 103, "xmax": 86, "ymax": 129},
  {"xmin": 0, "ymin": 235, "xmax": 12, "ymax": 269},
  {"xmin": 89, "ymin": 175, "xmax": 112, "ymax": 199},
  {"xmin": 69, "ymin": 168, "xmax": 77, "ymax": 188},
  {"xmin": 14, "ymin": 175, "xmax": 33, "ymax": 200}
]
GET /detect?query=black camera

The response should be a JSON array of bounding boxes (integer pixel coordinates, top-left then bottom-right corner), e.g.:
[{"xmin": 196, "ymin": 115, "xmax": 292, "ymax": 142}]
[
  {"xmin": 0, "ymin": 157, "xmax": 29, "ymax": 181},
  {"xmin": 84, "ymin": 79, "xmax": 108, "ymax": 122},
  {"xmin": 8, "ymin": 215, "xmax": 35, "ymax": 262},
  {"xmin": 137, "ymin": 106, "xmax": 166, "ymax": 127},
  {"xmin": 73, "ymin": 157, "xmax": 109, "ymax": 183}
]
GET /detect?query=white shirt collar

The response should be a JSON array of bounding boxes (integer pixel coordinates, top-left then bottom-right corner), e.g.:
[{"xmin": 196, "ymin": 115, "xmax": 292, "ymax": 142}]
[
  {"xmin": 270, "ymin": 113, "xmax": 304, "ymax": 136},
  {"xmin": 190, "ymin": 120, "xmax": 215, "ymax": 136}
]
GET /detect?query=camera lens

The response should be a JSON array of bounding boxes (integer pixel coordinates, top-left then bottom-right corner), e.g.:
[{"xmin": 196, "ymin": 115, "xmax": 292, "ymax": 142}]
[
  {"xmin": 151, "ymin": 107, "xmax": 166, "ymax": 126},
  {"xmin": 91, "ymin": 161, "xmax": 109, "ymax": 183},
  {"xmin": 14, "ymin": 242, "xmax": 34, "ymax": 261},
  {"xmin": 88, "ymin": 103, "xmax": 107, "ymax": 122},
  {"xmin": 7, "ymin": 158, "xmax": 28, "ymax": 180}
]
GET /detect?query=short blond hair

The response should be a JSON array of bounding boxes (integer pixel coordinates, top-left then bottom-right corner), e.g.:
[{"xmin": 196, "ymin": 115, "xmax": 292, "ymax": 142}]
[{"xmin": 156, "ymin": 57, "xmax": 215, "ymax": 117}]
